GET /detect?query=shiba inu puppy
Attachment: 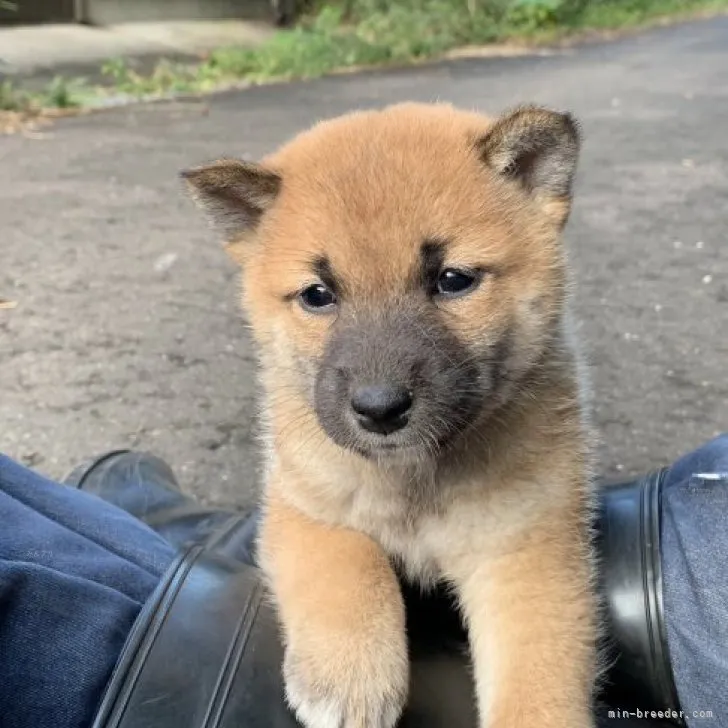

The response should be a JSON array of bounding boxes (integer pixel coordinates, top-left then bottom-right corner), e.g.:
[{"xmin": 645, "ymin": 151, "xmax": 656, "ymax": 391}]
[{"xmin": 183, "ymin": 102, "xmax": 598, "ymax": 728}]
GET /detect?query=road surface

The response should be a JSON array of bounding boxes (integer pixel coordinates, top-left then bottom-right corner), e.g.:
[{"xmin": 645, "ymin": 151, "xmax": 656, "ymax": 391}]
[{"xmin": 1, "ymin": 15, "xmax": 727, "ymax": 507}]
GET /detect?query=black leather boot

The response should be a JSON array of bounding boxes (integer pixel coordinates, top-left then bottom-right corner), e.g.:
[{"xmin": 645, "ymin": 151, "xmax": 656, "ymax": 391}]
[
  {"xmin": 66, "ymin": 451, "xmax": 679, "ymax": 728},
  {"xmin": 64, "ymin": 450, "xmax": 259, "ymax": 564}
]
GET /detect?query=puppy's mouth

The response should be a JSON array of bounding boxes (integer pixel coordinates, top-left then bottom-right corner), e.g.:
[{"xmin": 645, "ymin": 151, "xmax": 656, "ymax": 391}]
[
  {"xmin": 339, "ymin": 421, "xmax": 417, "ymax": 459},
  {"xmin": 321, "ymin": 402, "xmax": 471, "ymax": 463},
  {"xmin": 349, "ymin": 439, "xmax": 426, "ymax": 462}
]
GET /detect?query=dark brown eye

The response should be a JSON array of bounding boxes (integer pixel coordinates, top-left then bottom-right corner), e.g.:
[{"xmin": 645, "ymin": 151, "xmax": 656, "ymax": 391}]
[
  {"xmin": 299, "ymin": 283, "xmax": 336, "ymax": 312},
  {"xmin": 437, "ymin": 269, "xmax": 480, "ymax": 298}
]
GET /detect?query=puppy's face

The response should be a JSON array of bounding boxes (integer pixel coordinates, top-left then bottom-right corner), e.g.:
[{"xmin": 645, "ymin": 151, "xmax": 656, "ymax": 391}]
[{"xmin": 184, "ymin": 103, "xmax": 580, "ymax": 462}]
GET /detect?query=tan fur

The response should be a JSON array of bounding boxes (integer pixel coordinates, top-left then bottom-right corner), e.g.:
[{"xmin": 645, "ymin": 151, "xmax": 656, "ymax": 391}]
[{"xmin": 185, "ymin": 102, "xmax": 599, "ymax": 728}]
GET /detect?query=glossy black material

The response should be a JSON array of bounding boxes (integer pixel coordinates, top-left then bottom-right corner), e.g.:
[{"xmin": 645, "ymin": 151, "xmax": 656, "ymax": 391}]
[
  {"xmin": 65, "ymin": 450, "xmax": 258, "ymax": 564},
  {"xmin": 91, "ymin": 545, "xmax": 294, "ymax": 728}
]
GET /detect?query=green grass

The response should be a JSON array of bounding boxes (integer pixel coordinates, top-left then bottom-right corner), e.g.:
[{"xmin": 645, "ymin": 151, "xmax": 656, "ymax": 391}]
[
  {"xmin": 2, "ymin": 0, "xmax": 727, "ymax": 118},
  {"xmin": 1, "ymin": 77, "xmax": 85, "ymax": 113},
  {"xmin": 199, "ymin": 0, "xmax": 728, "ymax": 82},
  {"xmin": 121, "ymin": 0, "xmax": 728, "ymax": 93},
  {"xmin": 0, "ymin": 81, "xmax": 27, "ymax": 112}
]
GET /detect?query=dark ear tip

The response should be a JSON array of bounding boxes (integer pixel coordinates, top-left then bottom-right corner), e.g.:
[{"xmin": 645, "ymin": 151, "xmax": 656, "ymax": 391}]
[
  {"xmin": 545, "ymin": 108, "xmax": 582, "ymax": 146},
  {"xmin": 507, "ymin": 104, "xmax": 581, "ymax": 139},
  {"xmin": 178, "ymin": 158, "xmax": 241, "ymax": 183},
  {"xmin": 559, "ymin": 110, "xmax": 582, "ymax": 143},
  {"xmin": 179, "ymin": 166, "xmax": 204, "ymax": 185}
]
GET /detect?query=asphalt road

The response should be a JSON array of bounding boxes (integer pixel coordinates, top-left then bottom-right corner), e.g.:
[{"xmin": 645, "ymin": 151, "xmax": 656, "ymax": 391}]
[{"xmin": 1, "ymin": 16, "xmax": 727, "ymax": 508}]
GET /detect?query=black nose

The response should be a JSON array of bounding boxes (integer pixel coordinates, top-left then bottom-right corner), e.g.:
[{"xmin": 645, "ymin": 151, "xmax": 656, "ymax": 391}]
[{"xmin": 351, "ymin": 385, "xmax": 413, "ymax": 435}]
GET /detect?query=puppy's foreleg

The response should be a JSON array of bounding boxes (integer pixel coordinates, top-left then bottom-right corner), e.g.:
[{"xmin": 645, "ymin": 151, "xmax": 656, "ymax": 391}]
[
  {"xmin": 258, "ymin": 495, "xmax": 409, "ymax": 728},
  {"xmin": 444, "ymin": 512, "xmax": 597, "ymax": 728}
]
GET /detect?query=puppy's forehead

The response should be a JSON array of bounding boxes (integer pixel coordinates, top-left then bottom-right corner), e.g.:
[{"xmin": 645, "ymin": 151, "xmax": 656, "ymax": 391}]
[
  {"xmin": 272, "ymin": 103, "xmax": 491, "ymax": 202},
  {"xmin": 265, "ymin": 104, "xmax": 509, "ymax": 284}
]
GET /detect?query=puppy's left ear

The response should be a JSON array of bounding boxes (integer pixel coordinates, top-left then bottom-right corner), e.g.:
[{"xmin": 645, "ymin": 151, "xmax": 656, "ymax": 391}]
[
  {"xmin": 477, "ymin": 106, "xmax": 581, "ymax": 226},
  {"xmin": 181, "ymin": 158, "xmax": 281, "ymax": 258}
]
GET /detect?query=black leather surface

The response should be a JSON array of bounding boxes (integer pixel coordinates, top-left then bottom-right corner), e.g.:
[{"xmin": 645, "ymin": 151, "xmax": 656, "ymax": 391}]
[{"xmin": 92, "ymin": 546, "xmax": 296, "ymax": 728}]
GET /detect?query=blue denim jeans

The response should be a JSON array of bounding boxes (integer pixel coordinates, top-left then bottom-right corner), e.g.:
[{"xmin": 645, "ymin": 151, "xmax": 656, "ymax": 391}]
[
  {"xmin": 661, "ymin": 434, "xmax": 728, "ymax": 726},
  {"xmin": 0, "ymin": 454, "xmax": 175, "ymax": 728},
  {"xmin": 1, "ymin": 437, "xmax": 727, "ymax": 728}
]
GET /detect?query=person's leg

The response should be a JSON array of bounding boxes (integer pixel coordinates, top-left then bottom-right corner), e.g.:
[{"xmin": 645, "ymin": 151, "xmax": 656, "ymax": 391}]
[
  {"xmin": 660, "ymin": 434, "xmax": 728, "ymax": 726},
  {"xmin": 0, "ymin": 453, "xmax": 175, "ymax": 728}
]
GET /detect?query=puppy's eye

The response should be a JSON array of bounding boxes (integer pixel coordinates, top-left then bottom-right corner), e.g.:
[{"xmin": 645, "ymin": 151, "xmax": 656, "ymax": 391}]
[
  {"xmin": 299, "ymin": 283, "xmax": 336, "ymax": 312},
  {"xmin": 437, "ymin": 269, "xmax": 480, "ymax": 298}
]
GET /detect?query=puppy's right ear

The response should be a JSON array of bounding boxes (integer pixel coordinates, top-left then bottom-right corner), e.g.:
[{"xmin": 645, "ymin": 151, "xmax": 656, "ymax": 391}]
[{"xmin": 181, "ymin": 159, "xmax": 282, "ymax": 247}]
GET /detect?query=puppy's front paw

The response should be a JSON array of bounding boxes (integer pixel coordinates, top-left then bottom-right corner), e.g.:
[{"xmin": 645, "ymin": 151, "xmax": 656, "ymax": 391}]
[{"xmin": 283, "ymin": 632, "xmax": 408, "ymax": 728}]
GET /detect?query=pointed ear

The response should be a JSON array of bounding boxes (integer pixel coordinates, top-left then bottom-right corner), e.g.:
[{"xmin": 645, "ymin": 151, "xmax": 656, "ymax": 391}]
[
  {"xmin": 181, "ymin": 158, "xmax": 282, "ymax": 243},
  {"xmin": 476, "ymin": 106, "xmax": 581, "ymax": 225}
]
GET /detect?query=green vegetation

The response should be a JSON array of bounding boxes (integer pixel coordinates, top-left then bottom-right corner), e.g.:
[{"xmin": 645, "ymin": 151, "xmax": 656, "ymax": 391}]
[
  {"xmin": 40, "ymin": 76, "xmax": 85, "ymax": 109},
  {"xmin": 191, "ymin": 0, "xmax": 728, "ymax": 83},
  {"xmin": 117, "ymin": 0, "xmax": 728, "ymax": 94},
  {"xmin": 0, "ymin": 81, "xmax": 26, "ymax": 112},
  {"xmin": 1, "ymin": 0, "xmax": 727, "ymax": 120},
  {"xmin": 0, "ymin": 77, "xmax": 83, "ymax": 113}
]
